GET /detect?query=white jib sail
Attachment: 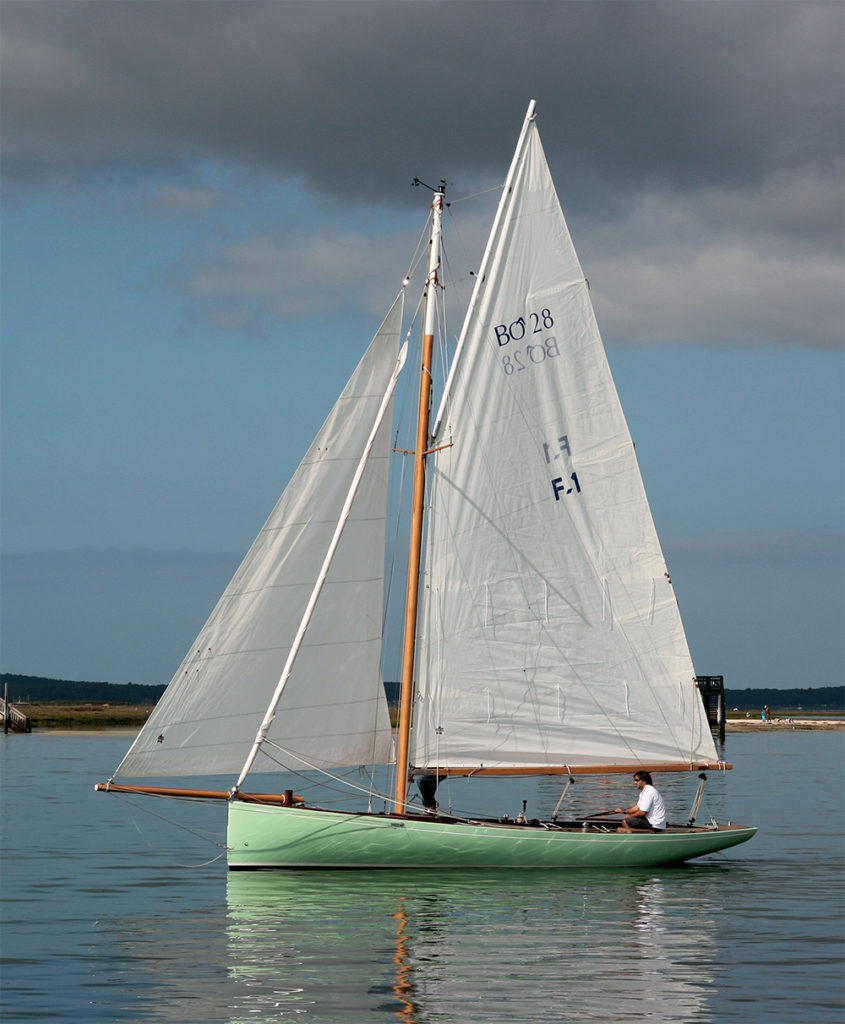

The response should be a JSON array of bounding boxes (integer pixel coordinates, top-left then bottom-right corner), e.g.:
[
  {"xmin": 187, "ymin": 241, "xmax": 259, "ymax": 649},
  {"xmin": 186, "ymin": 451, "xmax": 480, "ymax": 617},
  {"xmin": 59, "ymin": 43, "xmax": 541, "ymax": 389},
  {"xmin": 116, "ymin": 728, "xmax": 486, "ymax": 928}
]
[
  {"xmin": 116, "ymin": 294, "xmax": 404, "ymax": 778},
  {"xmin": 413, "ymin": 118, "xmax": 717, "ymax": 771}
]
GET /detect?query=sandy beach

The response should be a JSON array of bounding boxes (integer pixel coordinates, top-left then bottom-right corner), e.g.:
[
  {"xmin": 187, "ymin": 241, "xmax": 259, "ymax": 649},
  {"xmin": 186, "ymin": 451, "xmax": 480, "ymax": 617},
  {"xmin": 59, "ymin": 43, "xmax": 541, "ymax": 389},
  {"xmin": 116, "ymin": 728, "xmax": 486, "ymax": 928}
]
[{"xmin": 725, "ymin": 717, "xmax": 844, "ymax": 732}]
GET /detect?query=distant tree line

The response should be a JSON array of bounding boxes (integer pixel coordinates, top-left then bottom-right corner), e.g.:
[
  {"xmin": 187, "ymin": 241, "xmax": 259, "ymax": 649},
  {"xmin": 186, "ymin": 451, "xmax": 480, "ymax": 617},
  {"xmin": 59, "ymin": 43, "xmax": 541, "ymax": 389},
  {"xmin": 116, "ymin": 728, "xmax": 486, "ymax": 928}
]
[
  {"xmin": 2, "ymin": 674, "xmax": 842, "ymax": 711},
  {"xmin": 724, "ymin": 686, "xmax": 843, "ymax": 711},
  {"xmin": 1, "ymin": 674, "xmax": 165, "ymax": 704},
  {"xmin": 388, "ymin": 682, "xmax": 844, "ymax": 711}
]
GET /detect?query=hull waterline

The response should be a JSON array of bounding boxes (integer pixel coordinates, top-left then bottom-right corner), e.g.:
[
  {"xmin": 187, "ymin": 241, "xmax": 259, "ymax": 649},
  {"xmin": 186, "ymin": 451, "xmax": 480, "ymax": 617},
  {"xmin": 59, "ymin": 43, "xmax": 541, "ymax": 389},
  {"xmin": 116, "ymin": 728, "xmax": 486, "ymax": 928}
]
[{"xmin": 227, "ymin": 801, "xmax": 757, "ymax": 870}]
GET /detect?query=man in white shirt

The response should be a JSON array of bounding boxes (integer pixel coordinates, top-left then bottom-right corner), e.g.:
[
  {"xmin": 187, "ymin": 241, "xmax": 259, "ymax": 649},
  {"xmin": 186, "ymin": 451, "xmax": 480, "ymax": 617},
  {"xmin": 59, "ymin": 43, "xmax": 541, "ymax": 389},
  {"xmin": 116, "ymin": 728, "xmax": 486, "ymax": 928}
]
[{"xmin": 615, "ymin": 771, "xmax": 666, "ymax": 832}]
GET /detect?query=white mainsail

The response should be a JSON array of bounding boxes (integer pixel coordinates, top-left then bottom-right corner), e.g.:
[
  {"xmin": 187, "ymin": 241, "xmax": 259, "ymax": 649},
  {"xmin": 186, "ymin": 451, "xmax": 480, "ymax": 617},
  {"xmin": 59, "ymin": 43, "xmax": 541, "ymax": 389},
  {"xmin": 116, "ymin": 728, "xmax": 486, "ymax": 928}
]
[
  {"xmin": 116, "ymin": 294, "xmax": 404, "ymax": 778},
  {"xmin": 413, "ymin": 118, "xmax": 717, "ymax": 771}
]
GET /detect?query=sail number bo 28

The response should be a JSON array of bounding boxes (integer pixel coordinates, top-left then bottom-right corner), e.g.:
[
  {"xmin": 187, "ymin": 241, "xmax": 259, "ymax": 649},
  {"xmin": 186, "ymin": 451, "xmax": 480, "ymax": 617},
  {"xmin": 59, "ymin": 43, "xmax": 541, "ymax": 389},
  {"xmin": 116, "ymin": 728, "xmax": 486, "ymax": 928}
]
[
  {"xmin": 495, "ymin": 308, "xmax": 559, "ymax": 375},
  {"xmin": 496, "ymin": 310, "xmax": 581, "ymax": 501}
]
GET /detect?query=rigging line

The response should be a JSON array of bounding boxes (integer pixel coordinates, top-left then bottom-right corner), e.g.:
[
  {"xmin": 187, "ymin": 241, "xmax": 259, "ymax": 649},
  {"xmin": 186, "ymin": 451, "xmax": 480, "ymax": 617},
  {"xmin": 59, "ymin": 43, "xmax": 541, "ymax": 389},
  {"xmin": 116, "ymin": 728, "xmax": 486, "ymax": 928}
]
[
  {"xmin": 448, "ymin": 184, "xmax": 505, "ymax": 205},
  {"xmin": 383, "ymin": 294, "xmax": 426, "ymax": 643},
  {"xmin": 430, "ymin": 252, "xmax": 451, "ymax": 387},
  {"xmin": 444, "ymin": 203, "xmax": 482, "ymax": 291},
  {"xmin": 390, "ymin": 288, "xmax": 426, "ymax": 454},
  {"xmin": 393, "ymin": 288, "xmax": 426, "ymax": 448},
  {"xmin": 406, "ymin": 287, "xmax": 426, "ymax": 335},
  {"xmin": 445, "ymin": 271, "xmax": 480, "ymax": 288},
  {"xmin": 383, "ymin": 438, "xmax": 411, "ymax": 642},
  {"xmin": 250, "ymin": 742, "xmax": 370, "ymax": 793},
  {"xmin": 113, "ymin": 792, "xmax": 227, "ymax": 849},
  {"xmin": 259, "ymin": 739, "xmax": 395, "ymax": 802},
  {"xmin": 174, "ymin": 852, "xmax": 226, "ymax": 869},
  {"xmin": 362, "ymin": 762, "xmax": 381, "ymax": 812},
  {"xmin": 689, "ymin": 679, "xmax": 699, "ymax": 764},
  {"xmin": 404, "ymin": 247, "xmax": 429, "ymax": 293},
  {"xmin": 435, "ymin": 274, "xmax": 450, "ymax": 385},
  {"xmin": 440, "ymin": 231, "xmax": 483, "ymax": 352},
  {"xmin": 403, "ymin": 209, "xmax": 434, "ymax": 285},
  {"xmin": 242, "ymin": 755, "xmax": 386, "ymax": 810}
]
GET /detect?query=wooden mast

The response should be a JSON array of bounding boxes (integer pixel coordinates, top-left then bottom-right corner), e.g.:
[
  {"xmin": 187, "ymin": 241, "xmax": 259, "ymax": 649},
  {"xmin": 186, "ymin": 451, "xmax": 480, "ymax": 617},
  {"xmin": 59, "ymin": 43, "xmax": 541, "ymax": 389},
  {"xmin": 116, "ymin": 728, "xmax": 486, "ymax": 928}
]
[{"xmin": 394, "ymin": 188, "xmax": 443, "ymax": 813}]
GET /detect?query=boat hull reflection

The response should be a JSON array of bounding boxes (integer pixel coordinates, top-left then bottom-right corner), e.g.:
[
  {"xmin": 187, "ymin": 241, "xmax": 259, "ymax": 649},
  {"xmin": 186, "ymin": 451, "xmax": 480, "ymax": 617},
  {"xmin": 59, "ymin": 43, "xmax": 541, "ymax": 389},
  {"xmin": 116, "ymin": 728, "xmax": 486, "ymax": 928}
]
[{"xmin": 225, "ymin": 867, "xmax": 727, "ymax": 1023}]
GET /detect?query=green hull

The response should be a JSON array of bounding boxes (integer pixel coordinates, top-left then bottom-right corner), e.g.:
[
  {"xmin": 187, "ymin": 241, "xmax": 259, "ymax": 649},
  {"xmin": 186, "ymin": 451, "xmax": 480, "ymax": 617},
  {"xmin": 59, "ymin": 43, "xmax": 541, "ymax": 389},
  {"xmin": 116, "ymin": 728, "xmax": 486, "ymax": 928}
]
[{"xmin": 227, "ymin": 802, "xmax": 757, "ymax": 870}]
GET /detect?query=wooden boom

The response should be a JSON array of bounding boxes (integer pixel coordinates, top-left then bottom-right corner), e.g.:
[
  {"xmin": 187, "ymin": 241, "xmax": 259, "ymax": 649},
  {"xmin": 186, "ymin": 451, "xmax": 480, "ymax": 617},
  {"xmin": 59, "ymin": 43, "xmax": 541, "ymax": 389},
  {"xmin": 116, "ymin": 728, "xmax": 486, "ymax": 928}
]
[
  {"xmin": 95, "ymin": 783, "xmax": 303, "ymax": 805},
  {"xmin": 411, "ymin": 761, "xmax": 732, "ymax": 777}
]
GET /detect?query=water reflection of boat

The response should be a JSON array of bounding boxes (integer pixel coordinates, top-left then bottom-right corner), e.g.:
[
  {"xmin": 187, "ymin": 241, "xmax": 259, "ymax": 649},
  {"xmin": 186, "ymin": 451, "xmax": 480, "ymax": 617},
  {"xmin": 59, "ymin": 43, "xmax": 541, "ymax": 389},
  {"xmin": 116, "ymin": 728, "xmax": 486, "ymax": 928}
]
[{"xmin": 225, "ymin": 869, "xmax": 722, "ymax": 1023}]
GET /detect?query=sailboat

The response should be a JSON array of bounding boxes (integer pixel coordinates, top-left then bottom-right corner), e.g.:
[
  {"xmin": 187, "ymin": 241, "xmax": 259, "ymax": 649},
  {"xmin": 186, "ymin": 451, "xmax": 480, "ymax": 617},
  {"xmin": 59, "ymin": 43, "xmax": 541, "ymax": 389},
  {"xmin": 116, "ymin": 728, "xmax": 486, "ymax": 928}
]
[{"xmin": 97, "ymin": 101, "xmax": 756, "ymax": 868}]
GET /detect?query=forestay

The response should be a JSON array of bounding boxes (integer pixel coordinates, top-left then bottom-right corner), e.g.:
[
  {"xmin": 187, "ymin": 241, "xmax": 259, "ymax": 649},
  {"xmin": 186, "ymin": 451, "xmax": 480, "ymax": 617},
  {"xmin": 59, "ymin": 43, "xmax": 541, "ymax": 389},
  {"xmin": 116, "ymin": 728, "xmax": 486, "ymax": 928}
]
[
  {"xmin": 116, "ymin": 295, "xmax": 404, "ymax": 778},
  {"xmin": 413, "ymin": 120, "xmax": 717, "ymax": 771}
]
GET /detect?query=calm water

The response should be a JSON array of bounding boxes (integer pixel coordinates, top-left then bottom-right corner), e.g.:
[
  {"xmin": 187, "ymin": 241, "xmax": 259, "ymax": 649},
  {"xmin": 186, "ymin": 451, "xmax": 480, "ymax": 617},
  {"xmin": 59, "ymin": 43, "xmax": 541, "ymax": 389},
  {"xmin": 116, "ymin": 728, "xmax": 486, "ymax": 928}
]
[{"xmin": 1, "ymin": 730, "xmax": 842, "ymax": 1023}]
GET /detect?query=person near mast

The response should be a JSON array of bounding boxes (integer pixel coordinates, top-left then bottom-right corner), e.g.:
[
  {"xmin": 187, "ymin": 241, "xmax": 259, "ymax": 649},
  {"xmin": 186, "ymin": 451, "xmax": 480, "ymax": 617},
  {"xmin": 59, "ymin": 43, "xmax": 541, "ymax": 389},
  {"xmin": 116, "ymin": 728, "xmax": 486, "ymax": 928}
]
[{"xmin": 615, "ymin": 771, "xmax": 666, "ymax": 832}]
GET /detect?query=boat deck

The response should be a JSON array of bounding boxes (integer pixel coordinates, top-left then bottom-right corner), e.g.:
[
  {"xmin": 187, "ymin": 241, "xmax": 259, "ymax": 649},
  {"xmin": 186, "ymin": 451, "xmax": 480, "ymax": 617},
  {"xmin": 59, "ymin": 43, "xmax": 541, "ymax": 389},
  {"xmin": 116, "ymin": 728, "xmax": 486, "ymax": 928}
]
[{"xmin": 403, "ymin": 813, "xmax": 730, "ymax": 835}]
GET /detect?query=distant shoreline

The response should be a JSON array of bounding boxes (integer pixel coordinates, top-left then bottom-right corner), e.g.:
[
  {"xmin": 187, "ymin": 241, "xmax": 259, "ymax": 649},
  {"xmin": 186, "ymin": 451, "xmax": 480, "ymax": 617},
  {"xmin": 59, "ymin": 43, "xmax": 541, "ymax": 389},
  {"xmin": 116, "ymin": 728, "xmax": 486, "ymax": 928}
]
[
  {"xmin": 4, "ymin": 702, "xmax": 842, "ymax": 732},
  {"xmin": 6, "ymin": 703, "xmax": 155, "ymax": 729},
  {"xmin": 725, "ymin": 717, "xmax": 844, "ymax": 732}
]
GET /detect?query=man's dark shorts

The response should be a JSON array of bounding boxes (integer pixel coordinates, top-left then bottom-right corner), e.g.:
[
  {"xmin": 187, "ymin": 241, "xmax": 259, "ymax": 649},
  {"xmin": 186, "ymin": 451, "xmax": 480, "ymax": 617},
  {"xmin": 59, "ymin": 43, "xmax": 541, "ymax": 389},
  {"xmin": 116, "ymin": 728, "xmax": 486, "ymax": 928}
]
[{"xmin": 624, "ymin": 816, "xmax": 662, "ymax": 832}]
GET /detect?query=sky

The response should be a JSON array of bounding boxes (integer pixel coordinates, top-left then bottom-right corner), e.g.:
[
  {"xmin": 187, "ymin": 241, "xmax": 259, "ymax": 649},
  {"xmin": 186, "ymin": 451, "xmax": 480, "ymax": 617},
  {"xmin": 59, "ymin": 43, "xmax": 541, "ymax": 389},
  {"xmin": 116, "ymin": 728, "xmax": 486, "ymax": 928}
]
[{"xmin": 1, "ymin": 0, "xmax": 842, "ymax": 692}]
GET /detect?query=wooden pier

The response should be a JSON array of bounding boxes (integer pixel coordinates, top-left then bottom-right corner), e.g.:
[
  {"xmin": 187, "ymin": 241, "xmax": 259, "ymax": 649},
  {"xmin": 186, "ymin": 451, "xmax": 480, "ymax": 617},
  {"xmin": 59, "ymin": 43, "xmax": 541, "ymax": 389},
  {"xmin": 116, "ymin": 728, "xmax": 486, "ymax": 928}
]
[
  {"xmin": 696, "ymin": 675, "xmax": 726, "ymax": 741},
  {"xmin": 1, "ymin": 685, "xmax": 32, "ymax": 733}
]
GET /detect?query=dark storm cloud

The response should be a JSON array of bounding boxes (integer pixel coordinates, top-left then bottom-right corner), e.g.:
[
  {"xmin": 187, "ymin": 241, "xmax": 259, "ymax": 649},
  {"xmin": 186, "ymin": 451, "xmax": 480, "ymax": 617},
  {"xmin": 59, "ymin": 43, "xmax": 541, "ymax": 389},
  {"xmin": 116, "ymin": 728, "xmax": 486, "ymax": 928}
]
[
  {"xmin": 3, "ymin": 0, "xmax": 841, "ymax": 348},
  {"xmin": 2, "ymin": 0, "xmax": 841, "ymax": 208}
]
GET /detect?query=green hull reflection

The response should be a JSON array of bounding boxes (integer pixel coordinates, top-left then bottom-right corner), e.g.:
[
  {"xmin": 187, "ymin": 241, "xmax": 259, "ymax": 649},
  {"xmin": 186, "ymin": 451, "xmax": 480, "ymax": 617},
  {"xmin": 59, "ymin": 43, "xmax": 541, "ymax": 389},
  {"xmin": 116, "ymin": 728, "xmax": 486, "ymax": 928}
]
[{"xmin": 227, "ymin": 802, "xmax": 757, "ymax": 869}]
